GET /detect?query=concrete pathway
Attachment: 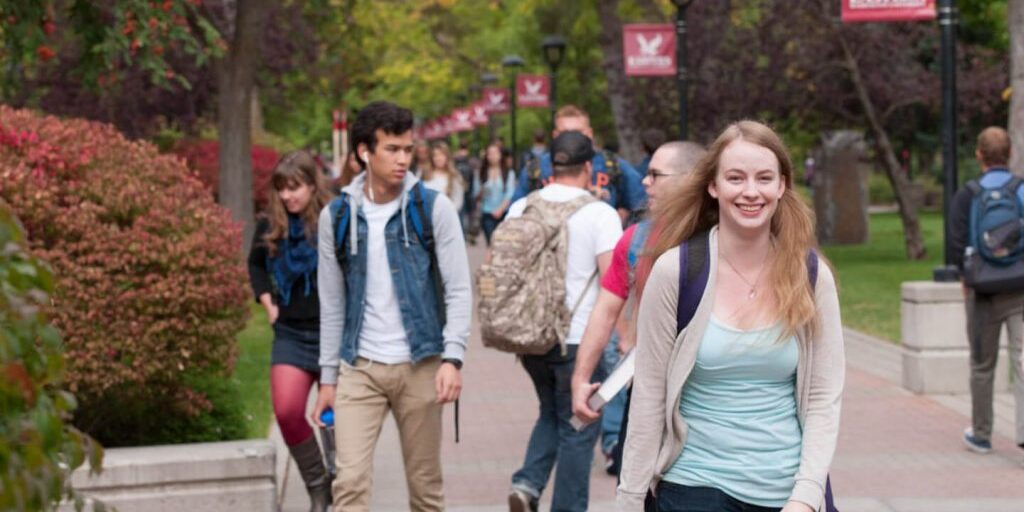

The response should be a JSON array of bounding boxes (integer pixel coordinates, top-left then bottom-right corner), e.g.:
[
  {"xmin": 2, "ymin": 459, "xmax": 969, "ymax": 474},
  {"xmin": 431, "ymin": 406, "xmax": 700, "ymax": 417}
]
[{"xmin": 274, "ymin": 243, "xmax": 1023, "ymax": 512}]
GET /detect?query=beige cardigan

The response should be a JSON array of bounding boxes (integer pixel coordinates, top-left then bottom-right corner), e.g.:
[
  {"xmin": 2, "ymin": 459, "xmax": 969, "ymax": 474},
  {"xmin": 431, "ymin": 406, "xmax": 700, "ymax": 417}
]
[{"xmin": 617, "ymin": 228, "xmax": 845, "ymax": 511}]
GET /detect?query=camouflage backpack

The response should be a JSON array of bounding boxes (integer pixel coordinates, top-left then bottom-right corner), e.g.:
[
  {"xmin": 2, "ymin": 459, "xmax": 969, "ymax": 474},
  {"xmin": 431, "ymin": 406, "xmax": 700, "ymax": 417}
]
[{"xmin": 475, "ymin": 191, "xmax": 596, "ymax": 355}]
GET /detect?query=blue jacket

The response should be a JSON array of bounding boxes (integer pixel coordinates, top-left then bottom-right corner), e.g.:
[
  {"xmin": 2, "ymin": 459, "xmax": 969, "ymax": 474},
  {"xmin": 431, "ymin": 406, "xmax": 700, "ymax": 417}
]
[
  {"xmin": 511, "ymin": 150, "xmax": 647, "ymax": 212},
  {"xmin": 317, "ymin": 173, "xmax": 472, "ymax": 383}
]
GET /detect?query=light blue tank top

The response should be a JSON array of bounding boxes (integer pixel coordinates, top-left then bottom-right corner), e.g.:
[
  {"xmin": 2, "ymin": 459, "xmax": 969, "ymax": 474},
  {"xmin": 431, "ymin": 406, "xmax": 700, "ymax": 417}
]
[{"xmin": 663, "ymin": 315, "xmax": 802, "ymax": 508}]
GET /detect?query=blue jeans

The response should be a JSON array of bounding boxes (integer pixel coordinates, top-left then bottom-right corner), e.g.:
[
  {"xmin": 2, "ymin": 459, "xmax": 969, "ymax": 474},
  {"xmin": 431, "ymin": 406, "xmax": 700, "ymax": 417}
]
[
  {"xmin": 512, "ymin": 344, "xmax": 604, "ymax": 512},
  {"xmin": 600, "ymin": 333, "xmax": 627, "ymax": 455},
  {"xmin": 655, "ymin": 482, "xmax": 781, "ymax": 512}
]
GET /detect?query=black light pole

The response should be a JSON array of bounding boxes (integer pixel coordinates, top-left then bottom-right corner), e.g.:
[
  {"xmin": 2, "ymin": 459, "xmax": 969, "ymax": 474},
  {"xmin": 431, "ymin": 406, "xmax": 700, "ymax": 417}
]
[
  {"xmin": 671, "ymin": 0, "xmax": 695, "ymax": 140},
  {"xmin": 480, "ymin": 72, "xmax": 499, "ymax": 145},
  {"xmin": 934, "ymin": 0, "xmax": 959, "ymax": 282},
  {"xmin": 542, "ymin": 35, "xmax": 567, "ymax": 129},
  {"xmin": 503, "ymin": 55, "xmax": 525, "ymax": 169}
]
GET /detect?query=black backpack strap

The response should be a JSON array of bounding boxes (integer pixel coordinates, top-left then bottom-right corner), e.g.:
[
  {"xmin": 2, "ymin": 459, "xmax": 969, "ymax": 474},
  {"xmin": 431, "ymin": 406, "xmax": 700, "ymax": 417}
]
[
  {"xmin": 964, "ymin": 180, "xmax": 983, "ymax": 196},
  {"xmin": 411, "ymin": 183, "xmax": 446, "ymax": 326},
  {"xmin": 527, "ymin": 155, "xmax": 543, "ymax": 192},
  {"xmin": 807, "ymin": 249, "xmax": 819, "ymax": 292},
  {"xmin": 676, "ymin": 230, "xmax": 710, "ymax": 334}
]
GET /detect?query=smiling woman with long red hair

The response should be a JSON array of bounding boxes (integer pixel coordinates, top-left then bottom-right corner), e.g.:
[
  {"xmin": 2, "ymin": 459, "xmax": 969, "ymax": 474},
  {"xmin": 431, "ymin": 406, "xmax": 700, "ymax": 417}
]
[{"xmin": 620, "ymin": 121, "xmax": 844, "ymax": 512}]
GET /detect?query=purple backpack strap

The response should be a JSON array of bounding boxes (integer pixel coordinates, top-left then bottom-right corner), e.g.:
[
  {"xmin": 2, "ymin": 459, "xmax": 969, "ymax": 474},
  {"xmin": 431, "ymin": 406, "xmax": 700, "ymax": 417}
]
[{"xmin": 675, "ymin": 231, "xmax": 710, "ymax": 334}]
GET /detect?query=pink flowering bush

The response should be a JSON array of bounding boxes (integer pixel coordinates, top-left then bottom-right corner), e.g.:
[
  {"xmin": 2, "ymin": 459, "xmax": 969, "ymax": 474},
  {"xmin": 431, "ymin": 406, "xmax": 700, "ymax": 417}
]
[
  {"xmin": 173, "ymin": 139, "xmax": 279, "ymax": 212},
  {"xmin": 0, "ymin": 106, "xmax": 249, "ymax": 445}
]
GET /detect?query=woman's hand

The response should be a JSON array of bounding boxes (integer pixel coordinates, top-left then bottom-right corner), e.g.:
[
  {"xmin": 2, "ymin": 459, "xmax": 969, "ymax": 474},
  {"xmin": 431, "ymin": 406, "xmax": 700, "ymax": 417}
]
[
  {"xmin": 781, "ymin": 501, "xmax": 814, "ymax": 512},
  {"xmin": 258, "ymin": 293, "xmax": 279, "ymax": 325}
]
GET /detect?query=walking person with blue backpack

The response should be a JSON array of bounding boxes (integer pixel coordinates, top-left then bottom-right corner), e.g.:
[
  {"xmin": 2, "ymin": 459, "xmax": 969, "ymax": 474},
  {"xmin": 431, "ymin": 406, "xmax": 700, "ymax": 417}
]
[
  {"xmin": 619, "ymin": 121, "xmax": 844, "ymax": 512},
  {"xmin": 247, "ymin": 151, "xmax": 334, "ymax": 512},
  {"xmin": 949, "ymin": 126, "xmax": 1024, "ymax": 457},
  {"xmin": 309, "ymin": 101, "xmax": 472, "ymax": 511}
]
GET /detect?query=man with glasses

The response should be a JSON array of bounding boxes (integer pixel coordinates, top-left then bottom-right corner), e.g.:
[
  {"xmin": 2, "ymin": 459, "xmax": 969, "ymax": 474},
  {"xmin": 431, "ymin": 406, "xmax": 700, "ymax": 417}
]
[{"xmin": 571, "ymin": 141, "xmax": 707, "ymax": 479}]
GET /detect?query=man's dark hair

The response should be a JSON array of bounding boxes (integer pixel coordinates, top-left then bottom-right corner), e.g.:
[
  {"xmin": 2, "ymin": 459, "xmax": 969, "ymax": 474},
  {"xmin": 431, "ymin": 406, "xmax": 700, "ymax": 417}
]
[
  {"xmin": 351, "ymin": 101, "xmax": 414, "ymax": 161},
  {"xmin": 641, "ymin": 128, "xmax": 667, "ymax": 154},
  {"xmin": 533, "ymin": 129, "xmax": 546, "ymax": 144},
  {"xmin": 552, "ymin": 163, "xmax": 588, "ymax": 179}
]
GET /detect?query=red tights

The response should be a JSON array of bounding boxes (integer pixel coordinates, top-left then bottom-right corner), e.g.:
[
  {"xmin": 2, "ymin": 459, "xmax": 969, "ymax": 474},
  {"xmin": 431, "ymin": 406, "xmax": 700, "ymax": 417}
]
[{"xmin": 271, "ymin": 364, "xmax": 319, "ymax": 446}]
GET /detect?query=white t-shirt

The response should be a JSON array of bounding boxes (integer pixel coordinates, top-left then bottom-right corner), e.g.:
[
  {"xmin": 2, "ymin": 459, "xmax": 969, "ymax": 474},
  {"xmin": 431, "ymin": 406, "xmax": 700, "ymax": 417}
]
[
  {"xmin": 357, "ymin": 196, "xmax": 412, "ymax": 363},
  {"xmin": 506, "ymin": 184, "xmax": 622, "ymax": 344}
]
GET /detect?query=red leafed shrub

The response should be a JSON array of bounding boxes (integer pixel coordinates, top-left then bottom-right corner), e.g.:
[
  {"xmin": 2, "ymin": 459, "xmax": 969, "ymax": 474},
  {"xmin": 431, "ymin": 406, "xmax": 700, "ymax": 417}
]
[
  {"xmin": 0, "ymin": 107, "xmax": 250, "ymax": 442},
  {"xmin": 173, "ymin": 139, "xmax": 279, "ymax": 212}
]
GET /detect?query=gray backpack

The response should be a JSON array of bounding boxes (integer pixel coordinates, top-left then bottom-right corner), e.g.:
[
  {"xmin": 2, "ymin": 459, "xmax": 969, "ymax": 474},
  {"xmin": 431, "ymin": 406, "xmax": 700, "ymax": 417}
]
[{"xmin": 476, "ymin": 191, "xmax": 596, "ymax": 355}]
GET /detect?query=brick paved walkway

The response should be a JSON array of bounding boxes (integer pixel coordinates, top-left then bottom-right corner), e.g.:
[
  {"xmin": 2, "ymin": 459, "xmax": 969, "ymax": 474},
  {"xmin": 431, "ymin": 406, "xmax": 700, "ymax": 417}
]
[{"xmin": 278, "ymin": 243, "xmax": 1023, "ymax": 512}]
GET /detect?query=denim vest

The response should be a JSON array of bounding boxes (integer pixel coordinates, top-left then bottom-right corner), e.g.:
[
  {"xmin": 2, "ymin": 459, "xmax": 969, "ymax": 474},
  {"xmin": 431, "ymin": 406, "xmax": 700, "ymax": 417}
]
[{"xmin": 333, "ymin": 189, "xmax": 444, "ymax": 365}]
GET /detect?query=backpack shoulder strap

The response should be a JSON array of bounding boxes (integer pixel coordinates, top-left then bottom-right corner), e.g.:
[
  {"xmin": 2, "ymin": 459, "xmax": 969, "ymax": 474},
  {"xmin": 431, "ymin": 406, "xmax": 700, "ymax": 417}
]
[
  {"xmin": 807, "ymin": 249, "xmax": 819, "ymax": 292},
  {"xmin": 330, "ymin": 193, "xmax": 351, "ymax": 269},
  {"xmin": 409, "ymin": 182, "xmax": 446, "ymax": 324},
  {"xmin": 676, "ymin": 230, "xmax": 711, "ymax": 334},
  {"xmin": 964, "ymin": 179, "xmax": 983, "ymax": 196},
  {"xmin": 527, "ymin": 155, "xmax": 544, "ymax": 191}
]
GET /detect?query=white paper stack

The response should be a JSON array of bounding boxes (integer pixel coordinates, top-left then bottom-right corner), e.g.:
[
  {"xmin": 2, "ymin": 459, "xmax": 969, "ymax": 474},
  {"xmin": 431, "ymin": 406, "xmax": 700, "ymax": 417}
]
[{"xmin": 570, "ymin": 349, "xmax": 635, "ymax": 431}]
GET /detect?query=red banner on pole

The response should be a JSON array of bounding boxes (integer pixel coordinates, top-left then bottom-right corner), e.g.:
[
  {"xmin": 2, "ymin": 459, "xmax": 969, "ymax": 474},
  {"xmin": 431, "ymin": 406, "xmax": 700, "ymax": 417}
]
[
  {"xmin": 483, "ymin": 87, "xmax": 510, "ymax": 114},
  {"xmin": 471, "ymin": 101, "xmax": 489, "ymax": 127},
  {"xmin": 450, "ymin": 108, "xmax": 474, "ymax": 132},
  {"xmin": 516, "ymin": 74, "xmax": 551, "ymax": 108},
  {"xmin": 623, "ymin": 24, "xmax": 676, "ymax": 77},
  {"xmin": 841, "ymin": 0, "xmax": 936, "ymax": 23}
]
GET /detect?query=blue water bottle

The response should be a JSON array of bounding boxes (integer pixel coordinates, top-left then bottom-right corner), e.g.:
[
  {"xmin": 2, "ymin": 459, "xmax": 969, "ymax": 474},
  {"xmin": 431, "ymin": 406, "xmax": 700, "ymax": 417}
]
[{"xmin": 319, "ymin": 409, "xmax": 337, "ymax": 477}]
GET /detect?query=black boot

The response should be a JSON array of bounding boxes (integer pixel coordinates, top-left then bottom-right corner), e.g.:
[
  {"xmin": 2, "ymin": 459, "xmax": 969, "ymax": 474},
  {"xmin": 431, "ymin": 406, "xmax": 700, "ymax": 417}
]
[{"xmin": 288, "ymin": 436, "xmax": 332, "ymax": 512}]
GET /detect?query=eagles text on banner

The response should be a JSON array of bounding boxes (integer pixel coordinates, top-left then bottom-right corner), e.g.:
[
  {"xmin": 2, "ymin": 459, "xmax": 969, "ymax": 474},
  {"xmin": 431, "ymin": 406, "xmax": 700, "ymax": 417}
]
[
  {"xmin": 516, "ymin": 74, "xmax": 551, "ymax": 108},
  {"xmin": 623, "ymin": 24, "xmax": 676, "ymax": 77},
  {"xmin": 841, "ymin": 0, "xmax": 936, "ymax": 23},
  {"xmin": 483, "ymin": 87, "xmax": 510, "ymax": 114}
]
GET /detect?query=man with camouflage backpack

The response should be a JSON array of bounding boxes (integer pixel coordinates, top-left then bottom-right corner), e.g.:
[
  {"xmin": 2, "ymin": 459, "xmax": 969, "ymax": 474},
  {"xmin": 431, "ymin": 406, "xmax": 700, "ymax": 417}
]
[
  {"xmin": 510, "ymin": 105, "xmax": 646, "ymax": 225},
  {"xmin": 478, "ymin": 131, "xmax": 623, "ymax": 512}
]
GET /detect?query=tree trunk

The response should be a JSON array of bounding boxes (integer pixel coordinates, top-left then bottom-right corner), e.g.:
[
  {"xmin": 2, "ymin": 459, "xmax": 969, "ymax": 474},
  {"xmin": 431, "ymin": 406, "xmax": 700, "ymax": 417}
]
[
  {"xmin": 839, "ymin": 32, "xmax": 928, "ymax": 259},
  {"xmin": 216, "ymin": 0, "xmax": 268, "ymax": 257},
  {"xmin": 596, "ymin": 0, "xmax": 643, "ymax": 162},
  {"xmin": 1011, "ymin": 0, "xmax": 1024, "ymax": 175}
]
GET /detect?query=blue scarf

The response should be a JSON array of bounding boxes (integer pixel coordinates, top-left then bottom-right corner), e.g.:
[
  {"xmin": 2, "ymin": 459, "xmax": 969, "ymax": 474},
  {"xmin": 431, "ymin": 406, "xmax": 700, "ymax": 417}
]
[{"xmin": 268, "ymin": 215, "xmax": 318, "ymax": 306}]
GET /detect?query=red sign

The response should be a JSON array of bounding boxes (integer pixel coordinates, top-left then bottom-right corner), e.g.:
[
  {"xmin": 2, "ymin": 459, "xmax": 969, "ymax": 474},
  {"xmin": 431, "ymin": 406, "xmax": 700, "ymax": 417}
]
[
  {"xmin": 471, "ymin": 101, "xmax": 489, "ymax": 127},
  {"xmin": 450, "ymin": 108, "xmax": 474, "ymax": 132},
  {"xmin": 841, "ymin": 0, "xmax": 936, "ymax": 23},
  {"xmin": 516, "ymin": 74, "xmax": 550, "ymax": 108},
  {"xmin": 623, "ymin": 24, "xmax": 676, "ymax": 77},
  {"xmin": 483, "ymin": 87, "xmax": 510, "ymax": 114}
]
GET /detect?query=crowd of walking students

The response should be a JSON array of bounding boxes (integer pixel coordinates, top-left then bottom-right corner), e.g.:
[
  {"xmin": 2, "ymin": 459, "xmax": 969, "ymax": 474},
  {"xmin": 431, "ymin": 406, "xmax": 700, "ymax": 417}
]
[{"xmin": 248, "ymin": 99, "xmax": 846, "ymax": 512}]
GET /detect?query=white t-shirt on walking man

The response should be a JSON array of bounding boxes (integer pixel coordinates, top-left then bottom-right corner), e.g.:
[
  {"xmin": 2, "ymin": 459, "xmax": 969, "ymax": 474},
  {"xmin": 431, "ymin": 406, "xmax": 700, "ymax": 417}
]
[{"xmin": 506, "ymin": 183, "xmax": 622, "ymax": 345}]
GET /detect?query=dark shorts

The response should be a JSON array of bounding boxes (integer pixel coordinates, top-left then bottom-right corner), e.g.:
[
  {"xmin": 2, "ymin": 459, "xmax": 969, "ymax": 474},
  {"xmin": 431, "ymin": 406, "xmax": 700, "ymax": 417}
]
[
  {"xmin": 655, "ymin": 482, "xmax": 781, "ymax": 512},
  {"xmin": 271, "ymin": 323, "xmax": 320, "ymax": 373}
]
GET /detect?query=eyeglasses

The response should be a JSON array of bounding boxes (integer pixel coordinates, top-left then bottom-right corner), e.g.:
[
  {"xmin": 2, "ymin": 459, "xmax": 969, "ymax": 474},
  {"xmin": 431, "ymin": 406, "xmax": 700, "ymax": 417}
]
[{"xmin": 647, "ymin": 168, "xmax": 676, "ymax": 181}]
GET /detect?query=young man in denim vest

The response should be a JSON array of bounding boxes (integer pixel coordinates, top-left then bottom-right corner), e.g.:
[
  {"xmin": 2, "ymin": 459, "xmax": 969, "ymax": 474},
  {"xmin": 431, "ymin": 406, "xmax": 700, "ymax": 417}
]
[{"xmin": 312, "ymin": 101, "xmax": 472, "ymax": 511}]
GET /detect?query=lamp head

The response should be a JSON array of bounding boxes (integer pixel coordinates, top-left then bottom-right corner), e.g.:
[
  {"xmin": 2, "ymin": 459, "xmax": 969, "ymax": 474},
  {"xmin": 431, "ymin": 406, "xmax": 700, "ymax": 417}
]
[{"xmin": 542, "ymin": 35, "xmax": 567, "ymax": 68}]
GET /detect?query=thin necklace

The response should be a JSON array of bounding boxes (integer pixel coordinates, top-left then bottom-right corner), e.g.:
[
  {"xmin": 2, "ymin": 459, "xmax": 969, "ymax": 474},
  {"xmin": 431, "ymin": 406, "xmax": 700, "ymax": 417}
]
[{"xmin": 720, "ymin": 249, "xmax": 769, "ymax": 300}]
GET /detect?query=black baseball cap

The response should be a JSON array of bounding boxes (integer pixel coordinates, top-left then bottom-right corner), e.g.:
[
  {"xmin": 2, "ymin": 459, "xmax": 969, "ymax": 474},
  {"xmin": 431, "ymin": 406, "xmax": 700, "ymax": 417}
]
[{"xmin": 550, "ymin": 131, "xmax": 594, "ymax": 166}]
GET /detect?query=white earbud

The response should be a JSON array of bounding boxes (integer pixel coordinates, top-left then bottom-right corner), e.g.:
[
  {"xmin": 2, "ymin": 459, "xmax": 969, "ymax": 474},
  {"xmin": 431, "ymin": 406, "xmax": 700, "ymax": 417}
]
[{"xmin": 361, "ymin": 152, "xmax": 369, "ymax": 163}]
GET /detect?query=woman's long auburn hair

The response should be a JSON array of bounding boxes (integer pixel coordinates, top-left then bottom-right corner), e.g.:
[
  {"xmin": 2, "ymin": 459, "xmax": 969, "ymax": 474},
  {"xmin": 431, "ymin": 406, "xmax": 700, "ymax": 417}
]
[
  {"xmin": 635, "ymin": 120, "xmax": 821, "ymax": 339},
  {"xmin": 262, "ymin": 150, "xmax": 333, "ymax": 256}
]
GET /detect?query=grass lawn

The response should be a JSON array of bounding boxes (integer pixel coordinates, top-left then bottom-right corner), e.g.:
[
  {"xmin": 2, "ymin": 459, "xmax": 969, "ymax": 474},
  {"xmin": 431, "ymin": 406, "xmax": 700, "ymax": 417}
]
[
  {"xmin": 821, "ymin": 211, "xmax": 945, "ymax": 343},
  {"xmin": 233, "ymin": 304, "xmax": 273, "ymax": 438}
]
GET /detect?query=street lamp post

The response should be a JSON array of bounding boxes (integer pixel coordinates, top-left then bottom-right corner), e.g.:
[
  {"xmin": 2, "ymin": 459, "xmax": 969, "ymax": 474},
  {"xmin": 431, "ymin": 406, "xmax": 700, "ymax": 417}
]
[
  {"xmin": 671, "ymin": 0, "xmax": 695, "ymax": 140},
  {"xmin": 480, "ymin": 72, "xmax": 499, "ymax": 145},
  {"xmin": 542, "ymin": 35, "xmax": 567, "ymax": 129},
  {"xmin": 469, "ymin": 84, "xmax": 482, "ymax": 154},
  {"xmin": 502, "ymin": 55, "xmax": 525, "ymax": 169},
  {"xmin": 934, "ymin": 0, "xmax": 959, "ymax": 282}
]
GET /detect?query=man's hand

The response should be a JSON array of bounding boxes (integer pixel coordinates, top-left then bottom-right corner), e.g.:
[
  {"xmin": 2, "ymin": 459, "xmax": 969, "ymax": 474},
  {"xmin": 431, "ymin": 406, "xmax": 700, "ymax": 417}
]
[
  {"xmin": 781, "ymin": 501, "xmax": 814, "ymax": 512},
  {"xmin": 571, "ymin": 378, "xmax": 602, "ymax": 424},
  {"xmin": 435, "ymin": 362, "xmax": 462, "ymax": 404},
  {"xmin": 310, "ymin": 384, "xmax": 336, "ymax": 427}
]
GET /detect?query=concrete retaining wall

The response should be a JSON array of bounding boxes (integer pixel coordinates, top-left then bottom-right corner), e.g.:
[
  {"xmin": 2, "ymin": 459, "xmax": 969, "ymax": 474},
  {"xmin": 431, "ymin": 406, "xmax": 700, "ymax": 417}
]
[
  {"xmin": 63, "ymin": 439, "xmax": 276, "ymax": 512},
  {"xmin": 901, "ymin": 281, "xmax": 1012, "ymax": 394}
]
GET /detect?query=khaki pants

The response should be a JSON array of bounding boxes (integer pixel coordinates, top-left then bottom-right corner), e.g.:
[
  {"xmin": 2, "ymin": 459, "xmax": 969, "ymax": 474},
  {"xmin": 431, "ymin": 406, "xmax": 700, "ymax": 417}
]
[{"xmin": 331, "ymin": 357, "xmax": 443, "ymax": 512}]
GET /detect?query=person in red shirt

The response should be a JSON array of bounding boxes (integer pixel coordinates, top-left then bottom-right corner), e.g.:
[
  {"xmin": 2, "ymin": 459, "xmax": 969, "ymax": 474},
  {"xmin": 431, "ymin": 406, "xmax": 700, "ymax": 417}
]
[{"xmin": 570, "ymin": 141, "xmax": 707, "ymax": 474}]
